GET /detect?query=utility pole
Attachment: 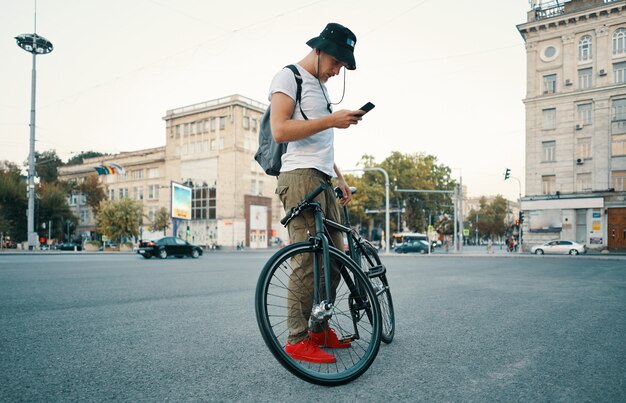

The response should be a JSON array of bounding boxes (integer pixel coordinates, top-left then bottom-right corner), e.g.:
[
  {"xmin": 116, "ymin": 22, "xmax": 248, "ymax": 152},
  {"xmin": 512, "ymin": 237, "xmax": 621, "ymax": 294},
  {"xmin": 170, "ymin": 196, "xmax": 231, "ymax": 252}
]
[{"xmin": 15, "ymin": 4, "xmax": 53, "ymax": 250}]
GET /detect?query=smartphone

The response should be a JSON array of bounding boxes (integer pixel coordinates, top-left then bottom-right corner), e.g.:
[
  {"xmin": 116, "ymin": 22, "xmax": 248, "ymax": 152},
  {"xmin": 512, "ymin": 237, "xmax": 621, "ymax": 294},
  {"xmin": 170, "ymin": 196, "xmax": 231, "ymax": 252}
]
[{"xmin": 355, "ymin": 102, "xmax": 375, "ymax": 117}]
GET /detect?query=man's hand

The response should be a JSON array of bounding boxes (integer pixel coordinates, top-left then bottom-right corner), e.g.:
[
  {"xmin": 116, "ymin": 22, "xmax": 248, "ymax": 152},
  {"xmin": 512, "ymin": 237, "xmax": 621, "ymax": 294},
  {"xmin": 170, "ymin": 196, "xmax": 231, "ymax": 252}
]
[
  {"xmin": 336, "ymin": 177, "xmax": 352, "ymax": 206},
  {"xmin": 331, "ymin": 110, "xmax": 363, "ymax": 129}
]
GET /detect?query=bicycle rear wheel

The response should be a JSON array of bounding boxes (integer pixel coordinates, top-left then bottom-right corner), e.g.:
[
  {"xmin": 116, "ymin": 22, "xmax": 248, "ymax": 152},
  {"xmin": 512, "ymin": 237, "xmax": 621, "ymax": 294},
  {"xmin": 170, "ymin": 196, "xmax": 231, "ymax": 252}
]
[
  {"xmin": 255, "ymin": 242, "xmax": 382, "ymax": 386},
  {"xmin": 358, "ymin": 242, "xmax": 395, "ymax": 344}
]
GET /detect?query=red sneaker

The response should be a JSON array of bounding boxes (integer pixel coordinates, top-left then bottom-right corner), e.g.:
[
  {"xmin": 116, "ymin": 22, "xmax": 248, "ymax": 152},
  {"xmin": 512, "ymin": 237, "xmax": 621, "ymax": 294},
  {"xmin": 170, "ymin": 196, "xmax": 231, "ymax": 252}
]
[
  {"xmin": 309, "ymin": 328, "xmax": 351, "ymax": 349},
  {"xmin": 285, "ymin": 339, "xmax": 336, "ymax": 363}
]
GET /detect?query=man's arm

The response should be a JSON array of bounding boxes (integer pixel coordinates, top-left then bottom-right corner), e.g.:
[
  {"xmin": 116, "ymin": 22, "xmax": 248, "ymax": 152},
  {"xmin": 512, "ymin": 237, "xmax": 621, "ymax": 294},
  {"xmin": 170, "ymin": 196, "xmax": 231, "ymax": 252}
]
[
  {"xmin": 334, "ymin": 163, "xmax": 351, "ymax": 206},
  {"xmin": 270, "ymin": 92, "xmax": 362, "ymax": 143}
]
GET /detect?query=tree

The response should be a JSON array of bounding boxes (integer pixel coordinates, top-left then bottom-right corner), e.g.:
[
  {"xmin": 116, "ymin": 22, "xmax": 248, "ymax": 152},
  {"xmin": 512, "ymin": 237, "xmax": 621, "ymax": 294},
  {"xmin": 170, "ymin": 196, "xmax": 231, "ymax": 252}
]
[
  {"xmin": 36, "ymin": 182, "xmax": 78, "ymax": 241},
  {"xmin": 77, "ymin": 174, "xmax": 107, "ymax": 216},
  {"xmin": 34, "ymin": 150, "xmax": 63, "ymax": 183},
  {"xmin": 345, "ymin": 152, "xmax": 456, "ymax": 237},
  {"xmin": 0, "ymin": 162, "xmax": 27, "ymax": 242},
  {"xmin": 66, "ymin": 151, "xmax": 108, "ymax": 166},
  {"xmin": 465, "ymin": 195, "xmax": 509, "ymax": 241},
  {"xmin": 151, "ymin": 207, "xmax": 170, "ymax": 235},
  {"xmin": 96, "ymin": 198, "xmax": 143, "ymax": 243}
]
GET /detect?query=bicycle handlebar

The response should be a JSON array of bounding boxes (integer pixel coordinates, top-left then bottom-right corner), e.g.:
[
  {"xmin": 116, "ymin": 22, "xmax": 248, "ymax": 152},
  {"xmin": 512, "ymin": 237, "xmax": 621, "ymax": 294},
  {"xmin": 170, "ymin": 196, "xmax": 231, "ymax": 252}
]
[{"xmin": 280, "ymin": 182, "xmax": 329, "ymax": 226}]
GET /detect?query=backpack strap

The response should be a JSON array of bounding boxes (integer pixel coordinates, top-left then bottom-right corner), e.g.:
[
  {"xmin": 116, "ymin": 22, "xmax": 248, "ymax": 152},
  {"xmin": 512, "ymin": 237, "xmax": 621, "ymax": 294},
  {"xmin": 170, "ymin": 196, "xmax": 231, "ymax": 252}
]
[{"xmin": 284, "ymin": 64, "xmax": 308, "ymax": 121}]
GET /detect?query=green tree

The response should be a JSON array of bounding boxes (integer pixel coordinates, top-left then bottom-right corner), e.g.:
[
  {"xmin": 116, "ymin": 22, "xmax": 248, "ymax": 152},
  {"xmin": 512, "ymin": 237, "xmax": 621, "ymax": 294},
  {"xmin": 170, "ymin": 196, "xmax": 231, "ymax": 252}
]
[
  {"xmin": 0, "ymin": 162, "xmax": 27, "ymax": 242},
  {"xmin": 36, "ymin": 182, "xmax": 78, "ymax": 241},
  {"xmin": 465, "ymin": 195, "xmax": 508, "ymax": 241},
  {"xmin": 77, "ymin": 174, "xmax": 107, "ymax": 216},
  {"xmin": 96, "ymin": 198, "xmax": 143, "ymax": 243},
  {"xmin": 346, "ymin": 152, "xmax": 456, "ymax": 236},
  {"xmin": 34, "ymin": 150, "xmax": 63, "ymax": 183},
  {"xmin": 151, "ymin": 207, "xmax": 170, "ymax": 235},
  {"xmin": 66, "ymin": 151, "xmax": 108, "ymax": 166}
]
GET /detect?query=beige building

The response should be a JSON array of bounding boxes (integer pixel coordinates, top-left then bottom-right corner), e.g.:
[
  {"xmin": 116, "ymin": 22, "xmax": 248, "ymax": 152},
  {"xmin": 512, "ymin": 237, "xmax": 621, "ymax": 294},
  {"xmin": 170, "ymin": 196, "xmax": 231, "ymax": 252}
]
[
  {"xmin": 517, "ymin": 0, "xmax": 626, "ymax": 250},
  {"xmin": 59, "ymin": 94, "xmax": 288, "ymax": 248}
]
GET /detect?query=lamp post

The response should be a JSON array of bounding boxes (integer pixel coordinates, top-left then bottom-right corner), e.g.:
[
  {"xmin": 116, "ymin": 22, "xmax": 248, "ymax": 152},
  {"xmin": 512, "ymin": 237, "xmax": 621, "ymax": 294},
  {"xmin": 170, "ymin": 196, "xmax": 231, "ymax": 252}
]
[{"xmin": 15, "ymin": 32, "xmax": 53, "ymax": 249}]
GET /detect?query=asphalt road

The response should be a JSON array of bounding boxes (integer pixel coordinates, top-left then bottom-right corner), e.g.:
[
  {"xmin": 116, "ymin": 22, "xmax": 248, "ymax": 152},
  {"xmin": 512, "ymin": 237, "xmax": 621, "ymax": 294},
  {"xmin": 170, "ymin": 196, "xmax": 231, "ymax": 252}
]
[{"xmin": 1, "ymin": 252, "xmax": 625, "ymax": 402}]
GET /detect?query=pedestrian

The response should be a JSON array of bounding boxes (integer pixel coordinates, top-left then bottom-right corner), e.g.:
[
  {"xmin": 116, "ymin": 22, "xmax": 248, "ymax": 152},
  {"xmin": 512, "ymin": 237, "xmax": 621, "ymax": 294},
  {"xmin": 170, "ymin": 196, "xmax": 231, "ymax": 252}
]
[
  {"xmin": 269, "ymin": 22, "xmax": 364, "ymax": 364},
  {"xmin": 487, "ymin": 238, "xmax": 493, "ymax": 254}
]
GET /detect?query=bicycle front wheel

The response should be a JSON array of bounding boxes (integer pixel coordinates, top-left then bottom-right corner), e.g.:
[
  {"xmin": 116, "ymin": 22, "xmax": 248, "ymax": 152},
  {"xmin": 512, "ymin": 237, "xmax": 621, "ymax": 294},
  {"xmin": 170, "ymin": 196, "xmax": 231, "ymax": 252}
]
[
  {"xmin": 359, "ymin": 242, "xmax": 395, "ymax": 344},
  {"xmin": 255, "ymin": 242, "xmax": 382, "ymax": 386}
]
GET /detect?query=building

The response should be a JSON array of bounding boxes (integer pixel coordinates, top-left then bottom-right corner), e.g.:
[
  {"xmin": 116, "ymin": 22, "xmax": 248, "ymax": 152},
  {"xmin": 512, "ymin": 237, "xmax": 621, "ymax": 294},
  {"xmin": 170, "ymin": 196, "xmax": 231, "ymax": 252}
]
[
  {"xmin": 517, "ymin": 0, "xmax": 626, "ymax": 250},
  {"xmin": 59, "ymin": 94, "xmax": 288, "ymax": 248}
]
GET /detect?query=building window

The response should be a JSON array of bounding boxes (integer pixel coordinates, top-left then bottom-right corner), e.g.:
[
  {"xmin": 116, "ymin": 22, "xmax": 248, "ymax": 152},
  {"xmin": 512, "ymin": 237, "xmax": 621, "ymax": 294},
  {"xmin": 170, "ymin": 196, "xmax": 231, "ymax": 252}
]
[
  {"xmin": 613, "ymin": 27, "xmax": 626, "ymax": 56},
  {"xmin": 147, "ymin": 168, "xmax": 159, "ymax": 178},
  {"xmin": 192, "ymin": 184, "xmax": 217, "ymax": 220},
  {"xmin": 252, "ymin": 118, "xmax": 257, "ymax": 131},
  {"xmin": 191, "ymin": 121, "xmax": 197, "ymax": 135},
  {"xmin": 184, "ymin": 123, "xmax": 190, "ymax": 136},
  {"xmin": 147, "ymin": 207, "xmax": 157, "ymax": 223},
  {"xmin": 69, "ymin": 193, "xmax": 78, "ymax": 206},
  {"xmin": 613, "ymin": 99, "xmax": 626, "ymax": 121},
  {"xmin": 613, "ymin": 61, "xmax": 626, "ymax": 84},
  {"xmin": 203, "ymin": 119, "xmax": 209, "ymax": 132},
  {"xmin": 543, "ymin": 74, "xmax": 557, "ymax": 94},
  {"xmin": 576, "ymin": 173, "xmax": 592, "ymax": 192},
  {"xmin": 542, "ymin": 108, "xmax": 556, "ymax": 130},
  {"xmin": 108, "ymin": 188, "xmax": 115, "ymax": 200},
  {"xmin": 612, "ymin": 134, "xmax": 626, "ymax": 156},
  {"xmin": 613, "ymin": 171, "xmax": 626, "ymax": 191},
  {"xmin": 196, "ymin": 121, "xmax": 202, "ymax": 134},
  {"xmin": 148, "ymin": 184, "xmax": 159, "ymax": 200},
  {"xmin": 577, "ymin": 103, "xmax": 593, "ymax": 125},
  {"xmin": 543, "ymin": 141, "xmax": 556, "ymax": 162},
  {"xmin": 117, "ymin": 172, "xmax": 127, "ymax": 182},
  {"xmin": 250, "ymin": 179, "xmax": 256, "ymax": 194},
  {"xmin": 175, "ymin": 125, "xmax": 181, "ymax": 139},
  {"xmin": 542, "ymin": 175, "xmax": 556, "ymax": 195},
  {"xmin": 133, "ymin": 186, "xmax": 143, "ymax": 201},
  {"xmin": 132, "ymin": 169, "xmax": 143, "ymax": 180},
  {"xmin": 119, "ymin": 188, "xmax": 128, "ymax": 199},
  {"xmin": 219, "ymin": 138, "xmax": 224, "ymax": 150},
  {"xmin": 258, "ymin": 180, "xmax": 264, "ymax": 195},
  {"xmin": 578, "ymin": 35, "xmax": 593, "ymax": 62},
  {"xmin": 578, "ymin": 68, "xmax": 592, "ymax": 89},
  {"xmin": 219, "ymin": 116, "xmax": 226, "ymax": 130},
  {"xmin": 243, "ymin": 116, "xmax": 250, "ymax": 129},
  {"xmin": 80, "ymin": 209, "xmax": 90, "ymax": 224},
  {"xmin": 210, "ymin": 118, "xmax": 216, "ymax": 132},
  {"xmin": 576, "ymin": 137, "xmax": 592, "ymax": 160}
]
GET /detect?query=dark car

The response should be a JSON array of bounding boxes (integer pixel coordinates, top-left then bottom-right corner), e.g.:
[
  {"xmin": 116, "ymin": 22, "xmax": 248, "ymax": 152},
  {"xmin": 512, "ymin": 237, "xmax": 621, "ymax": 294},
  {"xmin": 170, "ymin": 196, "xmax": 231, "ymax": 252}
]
[
  {"xmin": 394, "ymin": 239, "xmax": 432, "ymax": 254},
  {"xmin": 137, "ymin": 236, "xmax": 203, "ymax": 259},
  {"xmin": 58, "ymin": 242, "xmax": 82, "ymax": 251}
]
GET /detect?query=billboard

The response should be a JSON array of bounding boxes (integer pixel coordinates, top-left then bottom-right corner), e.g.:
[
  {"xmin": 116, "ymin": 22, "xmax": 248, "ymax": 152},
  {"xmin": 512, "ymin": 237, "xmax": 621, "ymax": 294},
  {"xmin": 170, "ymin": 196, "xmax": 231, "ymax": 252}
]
[
  {"xmin": 250, "ymin": 205, "xmax": 267, "ymax": 230},
  {"xmin": 171, "ymin": 182, "xmax": 192, "ymax": 220}
]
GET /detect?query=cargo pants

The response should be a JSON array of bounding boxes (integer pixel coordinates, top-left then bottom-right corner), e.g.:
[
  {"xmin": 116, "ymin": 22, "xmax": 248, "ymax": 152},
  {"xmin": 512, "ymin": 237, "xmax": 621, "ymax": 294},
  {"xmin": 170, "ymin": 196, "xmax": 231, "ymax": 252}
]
[{"xmin": 276, "ymin": 168, "xmax": 344, "ymax": 345}]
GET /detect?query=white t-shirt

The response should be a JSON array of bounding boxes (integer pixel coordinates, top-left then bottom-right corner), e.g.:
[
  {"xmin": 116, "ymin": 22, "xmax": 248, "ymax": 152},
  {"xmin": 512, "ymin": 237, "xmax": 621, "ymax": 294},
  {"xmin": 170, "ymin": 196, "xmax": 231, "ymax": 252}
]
[{"xmin": 268, "ymin": 64, "xmax": 334, "ymax": 177}]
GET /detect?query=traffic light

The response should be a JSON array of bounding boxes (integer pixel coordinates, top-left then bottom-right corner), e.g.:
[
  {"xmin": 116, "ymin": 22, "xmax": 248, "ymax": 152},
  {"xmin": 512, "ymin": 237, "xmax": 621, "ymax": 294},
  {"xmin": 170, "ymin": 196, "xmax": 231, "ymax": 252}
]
[
  {"xmin": 519, "ymin": 211, "xmax": 524, "ymax": 224},
  {"xmin": 186, "ymin": 225, "xmax": 190, "ymax": 236},
  {"xmin": 504, "ymin": 168, "xmax": 511, "ymax": 180},
  {"xmin": 515, "ymin": 219, "xmax": 520, "ymax": 226}
]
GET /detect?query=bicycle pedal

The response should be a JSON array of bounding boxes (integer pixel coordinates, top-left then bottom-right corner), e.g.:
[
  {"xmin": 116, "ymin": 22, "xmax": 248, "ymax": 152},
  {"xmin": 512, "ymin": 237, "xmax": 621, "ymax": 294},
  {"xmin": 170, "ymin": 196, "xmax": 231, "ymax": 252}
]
[
  {"xmin": 339, "ymin": 335, "xmax": 357, "ymax": 343},
  {"xmin": 367, "ymin": 265, "xmax": 386, "ymax": 278}
]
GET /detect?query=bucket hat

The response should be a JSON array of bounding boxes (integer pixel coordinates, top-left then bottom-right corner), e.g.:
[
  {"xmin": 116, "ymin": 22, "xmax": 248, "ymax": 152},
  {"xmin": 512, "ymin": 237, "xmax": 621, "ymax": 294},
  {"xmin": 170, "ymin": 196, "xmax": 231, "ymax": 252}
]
[{"xmin": 306, "ymin": 23, "xmax": 357, "ymax": 70}]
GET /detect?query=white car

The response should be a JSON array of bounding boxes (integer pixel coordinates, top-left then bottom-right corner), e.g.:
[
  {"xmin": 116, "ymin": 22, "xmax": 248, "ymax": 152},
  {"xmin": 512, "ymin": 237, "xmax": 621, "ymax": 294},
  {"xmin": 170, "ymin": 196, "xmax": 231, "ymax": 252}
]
[{"xmin": 531, "ymin": 240, "xmax": 587, "ymax": 255}]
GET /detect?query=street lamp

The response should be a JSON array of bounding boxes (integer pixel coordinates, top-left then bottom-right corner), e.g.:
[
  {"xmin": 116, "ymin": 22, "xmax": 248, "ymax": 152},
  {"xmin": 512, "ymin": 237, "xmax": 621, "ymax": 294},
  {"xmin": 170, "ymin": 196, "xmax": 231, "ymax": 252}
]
[{"xmin": 15, "ymin": 32, "xmax": 53, "ymax": 249}]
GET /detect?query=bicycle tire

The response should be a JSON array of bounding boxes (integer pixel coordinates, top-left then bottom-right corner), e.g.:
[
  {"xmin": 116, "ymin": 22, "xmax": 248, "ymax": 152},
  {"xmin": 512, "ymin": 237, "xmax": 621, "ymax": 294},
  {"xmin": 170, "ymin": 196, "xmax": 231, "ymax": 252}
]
[
  {"xmin": 358, "ymin": 242, "xmax": 395, "ymax": 344},
  {"xmin": 255, "ymin": 242, "xmax": 382, "ymax": 386}
]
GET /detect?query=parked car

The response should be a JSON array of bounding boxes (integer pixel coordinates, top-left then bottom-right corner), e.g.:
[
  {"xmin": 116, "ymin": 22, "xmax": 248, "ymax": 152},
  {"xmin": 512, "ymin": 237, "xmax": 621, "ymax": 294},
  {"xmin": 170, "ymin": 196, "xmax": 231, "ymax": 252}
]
[
  {"xmin": 137, "ymin": 236, "xmax": 203, "ymax": 259},
  {"xmin": 394, "ymin": 239, "xmax": 432, "ymax": 254},
  {"xmin": 531, "ymin": 240, "xmax": 586, "ymax": 255},
  {"xmin": 58, "ymin": 242, "xmax": 82, "ymax": 251}
]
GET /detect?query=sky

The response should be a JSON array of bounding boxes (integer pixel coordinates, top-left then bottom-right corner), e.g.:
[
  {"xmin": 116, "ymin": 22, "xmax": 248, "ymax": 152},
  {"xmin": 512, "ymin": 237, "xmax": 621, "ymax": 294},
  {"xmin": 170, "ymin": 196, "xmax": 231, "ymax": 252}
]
[{"xmin": 1, "ymin": 0, "xmax": 531, "ymax": 201}]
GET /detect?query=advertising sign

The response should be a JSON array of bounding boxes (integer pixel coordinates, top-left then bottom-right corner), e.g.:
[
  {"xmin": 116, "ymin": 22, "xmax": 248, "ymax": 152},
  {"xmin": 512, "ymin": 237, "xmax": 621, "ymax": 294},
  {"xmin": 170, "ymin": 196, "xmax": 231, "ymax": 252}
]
[
  {"xmin": 171, "ymin": 182, "xmax": 192, "ymax": 220},
  {"xmin": 250, "ymin": 205, "xmax": 267, "ymax": 230},
  {"xmin": 528, "ymin": 209, "xmax": 562, "ymax": 233}
]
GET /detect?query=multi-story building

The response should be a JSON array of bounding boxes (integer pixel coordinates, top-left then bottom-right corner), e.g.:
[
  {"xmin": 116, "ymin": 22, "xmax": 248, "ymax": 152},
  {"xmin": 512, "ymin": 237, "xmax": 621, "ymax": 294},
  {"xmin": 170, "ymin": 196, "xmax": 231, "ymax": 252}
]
[
  {"xmin": 59, "ymin": 94, "xmax": 287, "ymax": 248},
  {"xmin": 517, "ymin": 0, "xmax": 626, "ymax": 250}
]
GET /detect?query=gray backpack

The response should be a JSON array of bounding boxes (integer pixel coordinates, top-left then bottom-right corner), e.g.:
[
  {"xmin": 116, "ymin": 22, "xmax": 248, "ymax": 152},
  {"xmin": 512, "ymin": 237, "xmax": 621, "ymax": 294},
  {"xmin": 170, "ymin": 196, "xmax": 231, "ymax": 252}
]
[{"xmin": 254, "ymin": 65, "xmax": 308, "ymax": 176}]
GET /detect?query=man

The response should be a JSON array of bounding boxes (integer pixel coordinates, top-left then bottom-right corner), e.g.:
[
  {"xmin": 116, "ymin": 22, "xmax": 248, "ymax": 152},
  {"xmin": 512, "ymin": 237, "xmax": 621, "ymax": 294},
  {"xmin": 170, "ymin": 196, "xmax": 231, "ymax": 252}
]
[{"xmin": 268, "ymin": 22, "xmax": 364, "ymax": 363}]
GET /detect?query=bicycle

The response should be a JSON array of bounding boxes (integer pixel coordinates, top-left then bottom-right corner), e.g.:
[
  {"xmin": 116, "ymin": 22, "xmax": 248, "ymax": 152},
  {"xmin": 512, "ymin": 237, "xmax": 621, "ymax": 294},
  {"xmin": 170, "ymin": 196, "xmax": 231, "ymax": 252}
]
[{"xmin": 255, "ymin": 182, "xmax": 394, "ymax": 385}]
